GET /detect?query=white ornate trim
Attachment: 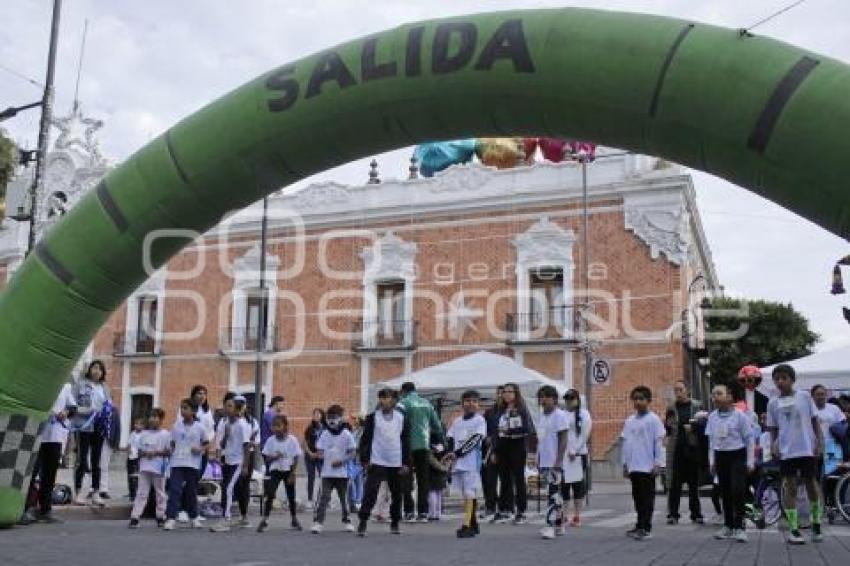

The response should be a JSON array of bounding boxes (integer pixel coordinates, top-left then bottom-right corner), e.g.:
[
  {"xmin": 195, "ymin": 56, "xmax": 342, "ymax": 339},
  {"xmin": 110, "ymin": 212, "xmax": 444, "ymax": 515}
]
[
  {"xmin": 512, "ymin": 216, "xmax": 576, "ymax": 267},
  {"xmin": 233, "ymin": 243, "xmax": 281, "ymax": 289},
  {"xmin": 428, "ymin": 163, "xmax": 496, "ymax": 193},
  {"xmin": 290, "ymin": 182, "xmax": 351, "ymax": 211},
  {"xmin": 623, "ymin": 191, "xmax": 690, "ymax": 265},
  {"xmin": 360, "ymin": 231, "xmax": 417, "ymax": 282}
]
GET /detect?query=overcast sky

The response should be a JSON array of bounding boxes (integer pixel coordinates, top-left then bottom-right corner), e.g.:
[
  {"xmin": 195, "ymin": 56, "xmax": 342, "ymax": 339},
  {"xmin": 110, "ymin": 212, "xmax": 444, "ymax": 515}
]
[{"xmin": 3, "ymin": 1, "xmax": 849, "ymax": 352}]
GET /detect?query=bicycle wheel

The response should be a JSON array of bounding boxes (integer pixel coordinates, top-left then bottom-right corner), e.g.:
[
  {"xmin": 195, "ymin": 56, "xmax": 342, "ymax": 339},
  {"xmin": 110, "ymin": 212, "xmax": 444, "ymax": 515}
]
[
  {"xmin": 835, "ymin": 473, "xmax": 850, "ymax": 524},
  {"xmin": 758, "ymin": 480, "xmax": 783, "ymax": 526}
]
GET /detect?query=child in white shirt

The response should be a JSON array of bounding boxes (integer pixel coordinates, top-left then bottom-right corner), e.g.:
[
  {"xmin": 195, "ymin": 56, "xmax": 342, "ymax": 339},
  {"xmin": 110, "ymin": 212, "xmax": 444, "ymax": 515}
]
[
  {"xmin": 129, "ymin": 408, "xmax": 171, "ymax": 528},
  {"xmin": 536, "ymin": 385, "xmax": 570, "ymax": 540},
  {"xmin": 312, "ymin": 404, "xmax": 357, "ymax": 533},
  {"xmin": 445, "ymin": 390, "xmax": 486, "ymax": 539},
  {"xmin": 126, "ymin": 418, "xmax": 144, "ymax": 501},
  {"xmin": 164, "ymin": 399, "xmax": 209, "ymax": 530},
  {"xmin": 621, "ymin": 386, "xmax": 665, "ymax": 541},
  {"xmin": 258, "ymin": 414, "xmax": 303, "ymax": 533}
]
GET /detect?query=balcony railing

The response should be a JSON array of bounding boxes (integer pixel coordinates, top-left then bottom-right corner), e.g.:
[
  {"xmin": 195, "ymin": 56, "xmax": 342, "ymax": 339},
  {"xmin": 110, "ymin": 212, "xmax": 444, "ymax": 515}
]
[
  {"xmin": 113, "ymin": 331, "xmax": 160, "ymax": 356},
  {"xmin": 505, "ymin": 306, "xmax": 580, "ymax": 344},
  {"xmin": 221, "ymin": 326, "xmax": 278, "ymax": 353},
  {"xmin": 352, "ymin": 319, "xmax": 417, "ymax": 351}
]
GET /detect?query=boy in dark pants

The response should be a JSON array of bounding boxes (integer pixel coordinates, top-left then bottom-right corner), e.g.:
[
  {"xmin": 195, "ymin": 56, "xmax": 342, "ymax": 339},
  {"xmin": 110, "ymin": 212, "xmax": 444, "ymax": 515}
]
[
  {"xmin": 258, "ymin": 414, "xmax": 303, "ymax": 532},
  {"xmin": 164, "ymin": 399, "xmax": 209, "ymax": 530},
  {"xmin": 312, "ymin": 404, "xmax": 357, "ymax": 534},
  {"xmin": 126, "ymin": 418, "xmax": 144, "ymax": 501},
  {"xmin": 706, "ymin": 384, "xmax": 754, "ymax": 542},
  {"xmin": 621, "ymin": 386, "xmax": 666, "ymax": 541},
  {"xmin": 356, "ymin": 388, "xmax": 411, "ymax": 536}
]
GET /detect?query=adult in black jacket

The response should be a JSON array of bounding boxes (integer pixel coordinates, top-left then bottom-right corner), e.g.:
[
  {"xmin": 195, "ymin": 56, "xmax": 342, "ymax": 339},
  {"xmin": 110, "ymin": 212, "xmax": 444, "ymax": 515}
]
[
  {"xmin": 493, "ymin": 382, "xmax": 535, "ymax": 524},
  {"xmin": 356, "ymin": 389, "xmax": 411, "ymax": 536},
  {"xmin": 303, "ymin": 408, "xmax": 326, "ymax": 507},
  {"xmin": 481, "ymin": 386, "xmax": 505, "ymax": 518}
]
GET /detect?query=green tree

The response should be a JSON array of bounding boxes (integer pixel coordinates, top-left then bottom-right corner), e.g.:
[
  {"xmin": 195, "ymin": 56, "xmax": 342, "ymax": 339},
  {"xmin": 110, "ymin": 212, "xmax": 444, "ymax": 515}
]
[
  {"xmin": 704, "ymin": 296, "xmax": 819, "ymax": 386},
  {"xmin": 0, "ymin": 129, "xmax": 17, "ymax": 220}
]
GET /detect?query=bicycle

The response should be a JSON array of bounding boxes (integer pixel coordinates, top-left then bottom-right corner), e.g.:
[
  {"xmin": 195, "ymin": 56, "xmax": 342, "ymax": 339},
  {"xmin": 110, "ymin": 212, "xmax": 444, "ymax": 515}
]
[
  {"xmin": 746, "ymin": 463, "xmax": 783, "ymax": 530},
  {"xmin": 825, "ymin": 464, "xmax": 850, "ymax": 524}
]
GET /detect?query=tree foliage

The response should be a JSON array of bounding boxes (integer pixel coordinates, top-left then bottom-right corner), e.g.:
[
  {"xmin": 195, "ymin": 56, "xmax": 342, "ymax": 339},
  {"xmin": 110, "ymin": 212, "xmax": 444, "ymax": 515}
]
[
  {"xmin": 704, "ymin": 296, "xmax": 819, "ymax": 385},
  {"xmin": 0, "ymin": 129, "xmax": 17, "ymax": 219}
]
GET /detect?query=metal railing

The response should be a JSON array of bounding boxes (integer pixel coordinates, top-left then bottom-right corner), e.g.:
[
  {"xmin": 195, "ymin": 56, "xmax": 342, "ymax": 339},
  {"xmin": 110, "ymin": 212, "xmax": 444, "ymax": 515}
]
[
  {"xmin": 113, "ymin": 331, "xmax": 159, "ymax": 355},
  {"xmin": 221, "ymin": 326, "xmax": 278, "ymax": 353},
  {"xmin": 505, "ymin": 305, "xmax": 580, "ymax": 343},
  {"xmin": 352, "ymin": 319, "xmax": 417, "ymax": 350}
]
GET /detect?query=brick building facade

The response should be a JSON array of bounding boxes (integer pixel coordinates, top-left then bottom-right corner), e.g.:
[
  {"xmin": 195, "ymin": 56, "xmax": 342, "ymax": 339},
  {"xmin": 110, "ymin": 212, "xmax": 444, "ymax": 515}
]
[{"xmin": 0, "ymin": 145, "xmax": 717, "ymax": 460}]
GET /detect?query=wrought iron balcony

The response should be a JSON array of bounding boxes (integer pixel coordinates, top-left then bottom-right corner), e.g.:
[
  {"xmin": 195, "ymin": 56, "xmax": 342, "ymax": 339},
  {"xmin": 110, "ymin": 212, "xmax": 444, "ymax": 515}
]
[
  {"xmin": 352, "ymin": 319, "xmax": 417, "ymax": 351},
  {"xmin": 505, "ymin": 305, "xmax": 580, "ymax": 345},
  {"xmin": 221, "ymin": 326, "xmax": 279, "ymax": 353},
  {"xmin": 113, "ymin": 331, "xmax": 160, "ymax": 356}
]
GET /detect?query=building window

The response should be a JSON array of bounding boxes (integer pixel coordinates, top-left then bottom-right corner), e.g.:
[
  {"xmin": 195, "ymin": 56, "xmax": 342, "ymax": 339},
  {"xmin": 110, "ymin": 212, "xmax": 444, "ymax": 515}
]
[
  {"xmin": 375, "ymin": 280, "xmax": 406, "ymax": 343},
  {"xmin": 242, "ymin": 290, "xmax": 270, "ymax": 351},
  {"xmin": 135, "ymin": 295, "xmax": 158, "ymax": 353},
  {"xmin": 529, "ymin": 267, "xmax": 567, "ymax": 336},
  {"xmin": 130, "ymin": 393, "xmax": 153, "ymax": 424}
]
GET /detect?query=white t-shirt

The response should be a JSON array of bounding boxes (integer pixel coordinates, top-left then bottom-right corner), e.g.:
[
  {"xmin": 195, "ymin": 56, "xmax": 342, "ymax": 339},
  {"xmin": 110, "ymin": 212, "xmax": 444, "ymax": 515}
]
[
  {"xmin": 42, "ymin": 383, "xmax": 77, "ymax": 445},
  {"xmin": 537, "ymin": 408, "xmax": 570, "ymax": 469},
  {"xmin": 621, "ymin": 411, "xmax": 666, "ymax": 474},
  {"xmin": 370, "ymin": 410, "xmax": 405, "ymax": 467},
  {"xmin": 170, "ymin": 420, "xmax": 209, "ymax": 469},
  {"xmin": 766, "ymin": 390, "xmax": 818, "ymax": 460},
  {"xmin": 128, "ymin": 430, "xmax": 142, "ymax": 460},
  {"xmin": 262, "ymin": 434, "xmax": 303, "ymax": 472},
  {"xmin": 220, "ymin": 417, "xmax": 252, "ymax": 466},
  {"xmin": 816, "ymin": 403, "xmax": 846, "ymax": 441},
  {"xmin": 705, "ymin": 409, "xmax": 754, "ymax": 467},
  {"xmin": 447, "ymin": 414, "xmax": 486, "ymax": 473},
  {"xmin": 138, "ymin": 429, "xmax": 171, "ymax": 475},
  {"xmin": 176, "ymin": 405, "xmax": 215, "ymax": 441},
  {"xmin": 317, "ymin": 429, "xmax": 356, "ymax": 478},
  {"xmin": 565, "ymin": 409, "xmax": 592, "ymax": 457}
]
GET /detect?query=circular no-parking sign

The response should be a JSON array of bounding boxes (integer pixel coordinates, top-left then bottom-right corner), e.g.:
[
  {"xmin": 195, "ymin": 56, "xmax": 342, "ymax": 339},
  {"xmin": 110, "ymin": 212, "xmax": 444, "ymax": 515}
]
[{"xmin": 592, "ymin": 359, "xmax": 612, "ymax": 386}]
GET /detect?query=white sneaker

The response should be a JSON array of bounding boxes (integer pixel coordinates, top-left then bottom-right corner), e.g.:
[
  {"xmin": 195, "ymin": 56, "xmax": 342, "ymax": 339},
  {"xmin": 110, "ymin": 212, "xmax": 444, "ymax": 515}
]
[
  {"xmin": 555, "ymin": 525, "xmax": 566, "ymax": 536},
  {"xmin": 190, "ymin": 518, "xmax": 204, "ymax": 529},
  {"xmin": 210, "ymin": 521, "xmax": 231, "ymax": 533},
  {"xmin": 311, "ymin": 523, "xmax": 324, "ymax": 534},
  {"xmin": 344, "ymin": 522, "xmax": 356, "ymax": 533},
  {"xmin": 91, "ymin": 493, "xmax": 104, "ymax": 506},
  {"xmin": 74, "ymin": 492, "xmax": 88, "ymax": 505},
  {"xmin": 177, "ymin": 511, "xmax": 190, "ymax": 523},
  {"xmin": 163, "ymin": 519, "xmax": 176, "ymax": 531},
  {"xmin": 734, "ymin": 529, "xmax": 748, "ymax": 543},
  {"xmin": 541, "ymin": 526, "xmax": 556, "ymax": 540}
]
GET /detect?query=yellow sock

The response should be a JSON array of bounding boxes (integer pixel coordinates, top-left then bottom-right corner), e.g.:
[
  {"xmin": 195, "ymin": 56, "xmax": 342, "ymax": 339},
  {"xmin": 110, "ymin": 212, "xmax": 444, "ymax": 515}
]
[{"xmin": 464, "ymin": 499, "xmax": 474, "ymax": 527}]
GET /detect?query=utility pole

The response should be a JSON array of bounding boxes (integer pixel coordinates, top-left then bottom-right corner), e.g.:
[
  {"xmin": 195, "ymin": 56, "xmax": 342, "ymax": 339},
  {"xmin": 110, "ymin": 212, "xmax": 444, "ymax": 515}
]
[
  {"xmin": 254, "ymin": 196, "xmax": 270, "ymax": 427},
  {"xmin": 27, "ymin": 0, "xmax": 63, "ymax": 255},
  {"xmin": 581, "ymin": 157, "xmax": 593, "ymax": 498}
]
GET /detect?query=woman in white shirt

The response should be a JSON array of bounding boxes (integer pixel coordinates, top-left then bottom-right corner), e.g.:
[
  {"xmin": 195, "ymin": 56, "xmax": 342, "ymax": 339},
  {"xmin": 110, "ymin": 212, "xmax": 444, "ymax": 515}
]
[
  {"xmin": 72, "ymin": 361, "xmax": 111, "ymax": 505},
  {"xmin": 563, "ymin": 389, "xmax": 593, "ymax": 526}
]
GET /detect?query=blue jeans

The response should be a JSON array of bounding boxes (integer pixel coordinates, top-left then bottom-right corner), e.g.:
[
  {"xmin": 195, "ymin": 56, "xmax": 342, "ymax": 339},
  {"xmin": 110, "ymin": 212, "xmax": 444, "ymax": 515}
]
[
  {"xmin": 348, "ymin": 465, "xmax": 365, "ymax": 506},
  {"xmin": 166, "ymin": 467, "xmax": 199, "ymax": 520}
]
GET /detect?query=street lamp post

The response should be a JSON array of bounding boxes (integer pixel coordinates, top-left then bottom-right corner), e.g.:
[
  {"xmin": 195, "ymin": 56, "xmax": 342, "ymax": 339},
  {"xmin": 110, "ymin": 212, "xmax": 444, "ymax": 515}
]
[{"xmin": 26, "ymin": 0, "xmax": 63, "ymax": 255}]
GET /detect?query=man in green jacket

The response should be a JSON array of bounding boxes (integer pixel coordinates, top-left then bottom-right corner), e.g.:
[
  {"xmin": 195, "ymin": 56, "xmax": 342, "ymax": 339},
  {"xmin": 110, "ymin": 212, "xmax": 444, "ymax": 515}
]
[{"xmin": 400, "ymin": 382, "xmax": 445, "ymax": 521}]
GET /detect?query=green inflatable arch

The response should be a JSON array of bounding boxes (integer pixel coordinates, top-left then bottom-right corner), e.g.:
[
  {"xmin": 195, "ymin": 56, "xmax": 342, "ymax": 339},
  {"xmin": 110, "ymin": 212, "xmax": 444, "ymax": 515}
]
[{"xmin": 0, "ymin": 7, "xmax": 848, "ymax": 525}]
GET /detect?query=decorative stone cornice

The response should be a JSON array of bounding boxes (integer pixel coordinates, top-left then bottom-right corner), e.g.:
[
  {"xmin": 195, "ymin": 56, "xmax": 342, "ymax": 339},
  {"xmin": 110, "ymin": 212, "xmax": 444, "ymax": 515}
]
[
  {"xmin": 513, "ymin": 216, "xmax": 576, "ymax": 267},
  {"xmin": 360, "ymin": 231, "xmax": 417, "ymax": 281},
  {"xmin": 623, "ymin": 191, "xmax": 689, "ymax": 265}
]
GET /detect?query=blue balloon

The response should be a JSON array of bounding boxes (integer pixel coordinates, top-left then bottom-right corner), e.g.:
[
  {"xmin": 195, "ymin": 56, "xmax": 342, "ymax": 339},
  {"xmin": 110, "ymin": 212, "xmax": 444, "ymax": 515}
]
[{"xmin": 413, "ymin": 139, "xmax": 478, "ymax": 177}]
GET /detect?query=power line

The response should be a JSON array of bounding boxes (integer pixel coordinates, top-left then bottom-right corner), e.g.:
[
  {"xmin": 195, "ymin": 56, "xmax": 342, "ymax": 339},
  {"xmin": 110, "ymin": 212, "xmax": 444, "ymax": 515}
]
[
  {"xmin": 742, "ymin": 0, "xmax": 808, "ymax": 34},
  {"xmin": 0, "ymin": 61, "xmax": 43, "ymax": 89}
]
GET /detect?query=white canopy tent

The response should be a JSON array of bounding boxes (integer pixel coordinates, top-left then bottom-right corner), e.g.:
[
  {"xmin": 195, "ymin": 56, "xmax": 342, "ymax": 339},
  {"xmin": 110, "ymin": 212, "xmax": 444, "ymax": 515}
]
[
  {"xmin": 372, "ymin": 351, "xmax": 571, "ymax": 420},
  {"xmin": 758, "ymin": 345, "xmax": 850, "ymax": 397}
]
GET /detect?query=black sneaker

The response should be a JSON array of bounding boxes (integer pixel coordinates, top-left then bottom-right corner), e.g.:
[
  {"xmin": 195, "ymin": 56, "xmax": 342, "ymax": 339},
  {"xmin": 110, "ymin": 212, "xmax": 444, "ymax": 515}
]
[
  {"xmin": 788, "ymin": 529, "xmax": 806, "ymax": 545},
  {"xmin": 666, "ymin": 517, "xmax": 678, "ymax": 525},
  {"xmin": 490, "ymin": 512, "xmax": 508, "ymax": 524},
  {"xmin": 626, "ymin": 527, "xmax": 641, "ymax": 539},
  {"xmin": 257, "ymin": 519, "xmax": 268, "ymax": 533},
  {"xmin": 357, "ymin": 520, "xmax": 368, "ymax": 537},
  {"xmin": 156, "ymin": 519, "xmax": 166, "ymax": 529},
  {"xmin": 812, "ymin": 523, "xmax": 823, "ymax": 543},
  {"xmin": 456, "ymin": 525, "xmax": 476, "ymax": 538},
  {"xmin": 692, "ymin": 516, "xmax": 705, "ymax": 525},
  {"xmin": 291, "ymin": 518, "xmax": 303, "ymax": 531},
  {"xmin": 390, "ymin": 521, "xmax": 401, "ymax": 535},
  {"xmin": 472, "ymin": 522, "xmax": 480, "ymax": 535},
  {"xmin": 36, "ymin": 512, "xmax": 63, "ymax": 524},
  {"xmin": 513, "ymin": 514, "xmax": 528, "ymax": 525},
  {"xmin": 416, "ymin": 513, "xmax": 429, "ymax": 523},
  {"xmin": 635, "ymin": 529, "xmax": 652, "ymax": 541},
  {"xmin": 128, "ymin": 518, "xmax": 140, "ymax": 529},
  {"xmin": 403, "ymin": 513, "xmax": 416, "ymax": 523},
  {"xmin": 99, "ymin": 492, "xmax": 111, "ymax": 500}
]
